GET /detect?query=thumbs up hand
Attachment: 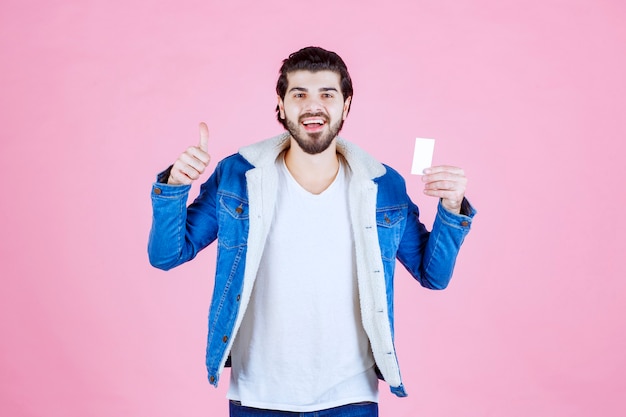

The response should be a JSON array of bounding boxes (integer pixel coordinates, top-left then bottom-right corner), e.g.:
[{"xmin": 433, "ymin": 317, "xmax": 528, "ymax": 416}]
[{"xmin": 167, "ymin": 123, "xmax": 212, "ymax": 185}]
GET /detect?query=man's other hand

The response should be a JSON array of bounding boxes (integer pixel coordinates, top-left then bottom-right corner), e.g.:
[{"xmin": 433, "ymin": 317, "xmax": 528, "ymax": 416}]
[
  {"xmin": 422, "ymin": 165, "xmax": 467, "ymax": 214},
  {"xmin": 167, "ymin": 122, "xmax": 211, "ymax": 185}
]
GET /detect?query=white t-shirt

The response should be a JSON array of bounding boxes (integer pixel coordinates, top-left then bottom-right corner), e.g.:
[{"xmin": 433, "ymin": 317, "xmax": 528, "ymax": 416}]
[{"xmin": 227, "ymin": 156, "xmax": 378, "ymax": 412}]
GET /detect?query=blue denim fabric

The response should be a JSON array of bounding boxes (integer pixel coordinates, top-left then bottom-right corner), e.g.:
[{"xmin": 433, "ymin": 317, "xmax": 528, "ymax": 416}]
[
  {"xmin": 229, "ymin": 401, "xmax": 378, "ymax": 417},
  {"xmin": 148, "ymin": 137, "xmax": 476, "ymax": 397}
]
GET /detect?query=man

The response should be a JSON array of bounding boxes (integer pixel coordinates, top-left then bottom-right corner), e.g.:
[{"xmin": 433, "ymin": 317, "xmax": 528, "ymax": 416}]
[{"xmin": 149, "ymin": 46, "xmax": 475, "ymax": 417}]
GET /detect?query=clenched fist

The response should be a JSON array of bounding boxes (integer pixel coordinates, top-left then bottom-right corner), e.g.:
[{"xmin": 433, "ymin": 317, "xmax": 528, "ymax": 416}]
[{"xmin": 167, "ymin": 122, "xmax": 211, "ymax": 185}]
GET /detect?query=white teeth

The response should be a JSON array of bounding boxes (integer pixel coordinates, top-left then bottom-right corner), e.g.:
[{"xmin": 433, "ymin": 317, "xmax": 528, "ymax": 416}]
[{"xmin": 303, "ymin": 119, "xmax": 324, "ymax": 125}]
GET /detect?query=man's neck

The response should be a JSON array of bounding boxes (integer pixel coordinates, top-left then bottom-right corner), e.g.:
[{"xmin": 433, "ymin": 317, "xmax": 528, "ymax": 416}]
[{"xmin": 284, "ymin": 138, "xmax": 340, "ymax": 195}]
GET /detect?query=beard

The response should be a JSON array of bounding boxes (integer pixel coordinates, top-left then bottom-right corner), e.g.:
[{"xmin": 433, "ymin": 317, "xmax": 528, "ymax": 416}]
[{"xmin": 285, "ymin": 112, "xmax": 344, "ymax": 155}]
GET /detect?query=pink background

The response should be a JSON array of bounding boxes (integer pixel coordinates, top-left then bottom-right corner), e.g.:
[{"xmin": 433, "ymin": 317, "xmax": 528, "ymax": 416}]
[{"xmin": 1, "ymin": 0, "xmax": 625, "ymax": 416}]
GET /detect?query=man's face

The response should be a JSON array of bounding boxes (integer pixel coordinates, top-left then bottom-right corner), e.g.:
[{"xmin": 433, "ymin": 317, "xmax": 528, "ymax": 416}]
[{"xmin": 277, "ymin": 70, "xmax": 351, "ymax": 155}]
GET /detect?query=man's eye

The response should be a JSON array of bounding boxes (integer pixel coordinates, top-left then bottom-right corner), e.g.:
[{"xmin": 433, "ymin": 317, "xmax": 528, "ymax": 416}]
[
  {"xmin": 322, "ymin": 93, "xmax": 333, "ymax": 98},
  {"xmin": 294, "ymin": 93, "xmax": 305, "ymax": 98}
]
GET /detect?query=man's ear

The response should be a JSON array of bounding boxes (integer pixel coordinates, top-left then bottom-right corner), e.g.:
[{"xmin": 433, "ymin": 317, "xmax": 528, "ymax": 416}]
[
  {"xmin": 342, "ymin": 96, "xmax": 352, "ymax": 120},
  {"xmin": 277, "ymin": 95, "xmax": 285, "ymax": 119}
]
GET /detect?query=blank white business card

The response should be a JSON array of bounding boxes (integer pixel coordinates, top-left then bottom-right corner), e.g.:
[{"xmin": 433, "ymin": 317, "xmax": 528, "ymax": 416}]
[{"xmin": 411, "ymin": 138, "xmax": 435, "ymax": 175}]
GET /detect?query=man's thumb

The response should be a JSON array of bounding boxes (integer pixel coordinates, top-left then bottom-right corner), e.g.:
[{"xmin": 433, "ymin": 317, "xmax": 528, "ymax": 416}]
[{"xmin": 199, "ymin": 122, "xmax": 209, "ymax": 152}]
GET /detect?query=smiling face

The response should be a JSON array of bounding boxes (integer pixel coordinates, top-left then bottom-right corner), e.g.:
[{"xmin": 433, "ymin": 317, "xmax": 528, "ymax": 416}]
[{"xmin": 277, "ymin": 70, "xmax": 352, "ymax": 155}]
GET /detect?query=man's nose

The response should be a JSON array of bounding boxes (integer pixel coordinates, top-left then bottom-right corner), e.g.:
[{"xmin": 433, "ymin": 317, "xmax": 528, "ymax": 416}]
[{"xmin": 303, "ymin": 97, "xmax": 323, "ymax": 112}]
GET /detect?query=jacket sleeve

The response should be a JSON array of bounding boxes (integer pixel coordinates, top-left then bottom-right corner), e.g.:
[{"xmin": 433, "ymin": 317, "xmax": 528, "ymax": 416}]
[
  {"xmin": 147, "ymin": 165, "xmax": 221, "ymax": 271},
  {"xmin": 396, "ymin": 195, "xmax": 476, "ymax": 290}
]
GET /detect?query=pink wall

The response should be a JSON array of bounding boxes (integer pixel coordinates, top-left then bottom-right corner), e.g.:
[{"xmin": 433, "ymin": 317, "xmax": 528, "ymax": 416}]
[{"xmin": 1, "ymin": 1, "xmax": 625, "ymax": 416}]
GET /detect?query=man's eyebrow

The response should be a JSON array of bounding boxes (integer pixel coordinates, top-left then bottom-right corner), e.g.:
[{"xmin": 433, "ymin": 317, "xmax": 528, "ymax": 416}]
[{"xmin": 287, "ymin": 87, "xmax": 339, "ymax": 93}]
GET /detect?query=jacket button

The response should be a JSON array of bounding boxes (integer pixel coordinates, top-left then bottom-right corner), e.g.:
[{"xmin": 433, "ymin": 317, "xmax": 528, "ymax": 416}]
[
  {"xmin": 385, "ymin": 216, "xmax": 390, "ymax": 224},
  {"xmin": 223, "ymin": 335, "xmax": 228, "ymax": 343},
  {"xmin": 153, "ymin": 187, "xmax": 162, "ymax": 195},
  {"xmin": 236, "ymin": 294, "xmax": 241, "ymax": 301},
  {"xmin": 461, "ymin": 221, "xmax": 469, "ymax": 227},
  {"xmin": 209, "ymin": 376, "xmax": 215, "ymax": 383},
  {"xmin": 235, "ymin": 206, "xmax": 243, "ymax": 214}
]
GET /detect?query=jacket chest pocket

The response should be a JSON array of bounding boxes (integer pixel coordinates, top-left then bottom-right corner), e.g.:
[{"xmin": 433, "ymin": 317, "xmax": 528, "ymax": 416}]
[
  {"xmin": 376, "ymin": 206, "xmax": 405, "ymax": 261},
  {"xmin": 217, "ymin": 193, "xmax": 249, "ymax": 249}
]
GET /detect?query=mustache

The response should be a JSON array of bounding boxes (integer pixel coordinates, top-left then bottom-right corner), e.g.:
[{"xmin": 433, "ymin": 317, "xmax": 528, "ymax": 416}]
[{"xmin": 298, "ymin": 112, "xmax": 329, "ymax": 123}]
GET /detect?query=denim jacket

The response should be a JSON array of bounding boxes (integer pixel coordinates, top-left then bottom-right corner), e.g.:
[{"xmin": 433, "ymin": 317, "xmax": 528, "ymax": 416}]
[{"xmin": 148, "ymin": 133, "xmax": 475, "ymax": 397}]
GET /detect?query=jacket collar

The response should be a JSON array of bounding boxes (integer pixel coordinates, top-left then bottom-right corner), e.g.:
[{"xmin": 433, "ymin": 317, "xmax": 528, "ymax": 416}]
[{"xmin": 238, "ymin": 132, "xmax": 387, "ymax": 180}]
